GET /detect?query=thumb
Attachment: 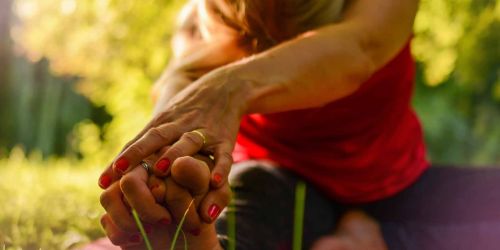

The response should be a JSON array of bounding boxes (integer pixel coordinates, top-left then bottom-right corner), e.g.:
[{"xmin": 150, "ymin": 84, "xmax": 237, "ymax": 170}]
[{"xmin": 170, "ymin": 156, "xmax": 211, "ymax": 196}]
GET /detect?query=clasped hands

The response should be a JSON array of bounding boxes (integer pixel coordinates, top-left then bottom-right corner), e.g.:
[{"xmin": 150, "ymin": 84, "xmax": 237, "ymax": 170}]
[{"xmin": 100, "ymin": 148, "xmax": 230, "ymax": 249}]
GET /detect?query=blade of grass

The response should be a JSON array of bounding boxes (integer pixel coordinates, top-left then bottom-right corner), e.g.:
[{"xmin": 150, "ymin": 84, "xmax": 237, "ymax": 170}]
[
  {"xmin": 293, "ymin": 181, "xmax": 306, "ymax": 250},
  {"xmin": 131, "ymin": 209, "xmax": 153, "ymax": 250},
  {"xmin": 181, "ymin": 229, "xmax": 188, "ymax": 250},
  {"xmin": 170, "ymin": 199, "xmax": 195, "ymax": 250},
  {"xmin": 227, "ymin": 194, "xmax": 236, "ymax": 250}
]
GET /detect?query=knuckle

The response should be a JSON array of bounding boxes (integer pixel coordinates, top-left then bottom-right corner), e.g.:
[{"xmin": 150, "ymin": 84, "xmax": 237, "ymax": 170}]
[
  {"xmin": 123, "ymin": 141, "xmax": 134, "ymax": 151},
  {"xmin": 119, "ymin": 175, "xmax": 138, "ymax": 195},
  {"xmin": 127, "ymin": 144, "xmax": 146, "ymax": 159},
  {"xmin": 167, "ymin": 146, "xmax": 184, "ymax": 159},
  {"xmin": 220, "ymin": 151, "xmax": 234, "ymax": 163},
  {"xmin": 184, "ymin": 132, "xmax": 203, "ymax": 147},
  {"xmin": 100, "ymin": 191, "xmax": 112, "ymax": 210},
  {"xmin": 217, "ymin": 151, "xmax": 234, "ymax": 170},
  {"xmin": 113, "ymin": 218, "xmax": 135, "ymax": 232},
  {"xmin": 147, "ymin": 127, "xmax": 168, "ymax": 141},
  {"xmin": 138, "ymin": 211, "xmax": 157, "ymax": 223},
  {"xmin": 151, "ymin": 113, "xmax": 166, "ymax": 125}
]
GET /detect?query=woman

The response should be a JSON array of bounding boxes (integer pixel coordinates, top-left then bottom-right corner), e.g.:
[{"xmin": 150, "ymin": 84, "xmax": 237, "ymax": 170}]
[{"xmin": 97, "ymin": 0, "xmax": 500, "ymax": 249}]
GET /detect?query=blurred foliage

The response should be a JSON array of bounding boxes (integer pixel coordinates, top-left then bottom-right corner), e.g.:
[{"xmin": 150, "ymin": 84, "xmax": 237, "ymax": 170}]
[
  {"xmin": 412, "ymin": 0, "xmax": 500, "ymax": 164},
  {"xmin": 2, "ymin": 0, "xmax": 499, "ymax": 166},
  {"xmin": 8, "ymin": 0, "xmax": 185, "ymax": 163},
  {"xmin": 0, "ymin": 148, "xmax": 104, "ymax": 249}
]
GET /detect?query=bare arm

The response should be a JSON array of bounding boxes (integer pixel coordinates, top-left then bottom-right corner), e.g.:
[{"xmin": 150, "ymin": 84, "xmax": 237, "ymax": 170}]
[
  {"xmin": 152, "ymin": 0, "xmax": 246, "ymax": 114},
  {"xmin": 218, "ymin": 0, "xmax": 419, "ymax": 114}
]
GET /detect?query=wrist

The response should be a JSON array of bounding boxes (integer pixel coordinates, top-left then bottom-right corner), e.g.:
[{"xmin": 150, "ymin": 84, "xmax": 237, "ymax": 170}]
[
  {"xmin": 201, "ymin": 64, "xmax": 255, "ymax": 117},
  {"xmin": 220, "ymin": 58, "xmax": 287, "ymax": 115},
  {"xmin": 152, "ymin": 73, "xmax": 192, "ymax": 115}
]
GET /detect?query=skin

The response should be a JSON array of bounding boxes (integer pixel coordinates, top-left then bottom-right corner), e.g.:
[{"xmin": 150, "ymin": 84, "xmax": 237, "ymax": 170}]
[
  {"xmin": 310, "ymin": 211, "xmax": 388, "ymax": 250},
  {"xmin": 98, "ymin": 0, "xmax": 419, "ymax": 248},
  {"xmin": 101, "ymin": 155, "xmax": 229, "ymax": 249}
]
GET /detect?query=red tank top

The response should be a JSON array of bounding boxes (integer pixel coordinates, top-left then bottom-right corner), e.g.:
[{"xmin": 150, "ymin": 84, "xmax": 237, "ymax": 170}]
[{"xmin": 234, "ymin": 42, "xmax": 428, "ymax": 203}]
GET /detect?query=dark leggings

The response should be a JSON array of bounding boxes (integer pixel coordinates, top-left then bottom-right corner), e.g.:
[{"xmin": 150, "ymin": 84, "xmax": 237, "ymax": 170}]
[{"xmin": 216, "ymin": 161, "xmax": 500, "ymax": 250}]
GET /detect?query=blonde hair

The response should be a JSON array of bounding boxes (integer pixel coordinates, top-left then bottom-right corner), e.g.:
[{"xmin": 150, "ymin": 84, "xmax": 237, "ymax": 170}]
[{"xmin": 199, "ymin": 0, "xmax": 345, "ymax": 52}]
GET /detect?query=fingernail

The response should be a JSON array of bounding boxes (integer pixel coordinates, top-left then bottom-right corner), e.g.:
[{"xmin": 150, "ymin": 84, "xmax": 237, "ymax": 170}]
[
  {"xmin": 189, "ymin": 228, "xmax": 200, "ymax": 236},
  {"xmin": 115, "ymin": 157, "xmax": 129, "ymax": 173},
  {"xmin": 213, "ymin": 173, "xmax": 222, "ymax": 184},
  {"xmin": 158, "ymin": 218, "xmax": 170, "ymax": 225},
  {"xmin": 156, "ymin": 158, "xmax": 170, "ymax": 173},
  {"xmin": 208, "ymin": 204, "xmax": 221, "ymax": 220},
  {"xmin": 98, "ymin": 174, "xmax": 112, "ymax": 189},
  {"xmin": 129, "ymin": 234, "xmax": 141, "ymax": 243},
  {"xmin": 149, "ymin": 183, "xmax": 159, "ymax": 190}
]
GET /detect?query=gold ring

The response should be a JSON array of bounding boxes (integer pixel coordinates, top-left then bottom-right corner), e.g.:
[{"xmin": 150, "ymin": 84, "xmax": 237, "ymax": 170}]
[{"xmin": 191, "ymin": 130, "xmax": 207, "ymax": 146}]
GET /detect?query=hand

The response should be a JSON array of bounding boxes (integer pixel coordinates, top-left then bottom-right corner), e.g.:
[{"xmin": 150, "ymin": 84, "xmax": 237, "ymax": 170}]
[
  {"xmin": 100, "ymin": 155, "xmax": 230, "ymax": 249},
  {"xmin": 99, "ymin": 67, "xmax": 248, "ymax": 192}
]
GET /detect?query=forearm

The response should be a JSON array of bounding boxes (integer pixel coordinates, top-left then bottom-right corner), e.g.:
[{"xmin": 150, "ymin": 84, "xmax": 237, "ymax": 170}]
[
  {"xmin": 227, "ymin": 25, "xmax": 376, "ymax": 114},
  {"xmin": 218, "ymin": 0, "xmax": 418, "ymax": 114}
]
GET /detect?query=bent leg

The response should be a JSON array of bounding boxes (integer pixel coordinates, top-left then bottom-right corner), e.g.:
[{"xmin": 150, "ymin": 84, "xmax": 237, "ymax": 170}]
[
  {"xmin": 363, "ymin": 166, "xmax": 500, "ymax": 250},
  {"xmin": 215, "ymin": 161, "xmax": 341, "ymax": 250}
]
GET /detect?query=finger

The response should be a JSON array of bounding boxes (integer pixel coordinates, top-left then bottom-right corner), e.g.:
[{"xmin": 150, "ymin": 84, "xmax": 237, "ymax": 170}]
[
  {"xmin": 120, "ymin": 165, "xmax": 172, "ymax": 225},
  {"xmin": 164, "ymin": 178, "xmax": 203, "ymax": 231},
  {"xmin": 148, "ymin": 175, "xmax": 166, "ymax": 204},
  {"xmin": 170, "ymin": 156, "xmax": 211, "ymax": 196},
  {"xmin": 210, "ymin": 142, "xmax": 234, "ymax": 188},
  {"xmin": 98, "ymin": 165, "xmax": 115, "ymax": 189},
  {"xmin": 113, "ymin": 123, "xmax": 182, "ymax": 175},
  {"xmin": 153, "ymin": 130, "xmax": 206, "ymax": 177},
  {"xmin": 101, "ymin": 214, "xmax": 143, "ymax": 246},
  {"xmin": 100, "ymin": 182, "xmax": 138, "ymax": 232},
  {"xmin": 193, "ymin": 154, "xmax": 215, "ymax": 171},
  {"xmin": 99, "ymin": 136, "xmax": 165, "ymax": 190},
  {"xmin": 199, "ymin": 181, "xmax": 232, "ymax": 223}
]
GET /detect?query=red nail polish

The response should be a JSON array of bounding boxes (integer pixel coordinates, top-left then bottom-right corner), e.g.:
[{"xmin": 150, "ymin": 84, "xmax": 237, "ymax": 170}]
[
  {"xmin": 149, "ymin": 183, "xmax": 159, "ymax": 190},
  {"xmin": 115, "ymin": 157, "xmax": 129, "ymax": 173},
  {"xmin": 99, "ymin": 175, "xmax": 112, "ymax": 189},
  {"xmin": 158, "ymin": 218, "xmax": 170, "ymax": 225},
  {"xmin": 208, "ymin": 204, "xmax": 221, "ymax": 220},
  {"xmin": 213, "ymin": 173, "xmax": 222, "ymax": 184},
  {"xmin": 156, "ymin": 158, "xmax": 170, "ymax": 173},
  {"xmin": 129, "ymin": 234, "xmax": 141, "ymax": 243},
  {"xmin": 189, "ymin": 228, "xmax": 200, "ymax": 236}
]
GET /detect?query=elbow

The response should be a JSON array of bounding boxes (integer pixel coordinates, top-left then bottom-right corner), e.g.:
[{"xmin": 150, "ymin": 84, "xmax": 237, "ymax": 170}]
[{"xmin": 342, "ymin": 46, "xmax": 377, "ymax": 91}]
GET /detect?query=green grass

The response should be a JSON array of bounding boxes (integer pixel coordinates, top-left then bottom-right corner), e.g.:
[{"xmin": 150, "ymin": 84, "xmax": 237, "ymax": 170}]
[
  {"xmin": 0, "ymin": 150, "xmax": 307, "ymax": 250},
  {"xmin": 0, "ymin": 152, "xmax": 105, "ymax": 250},
  {"xmin": 169, "ymin": 199, "xmax": 193, "ymax": 250},
  {"xmin": 132, "ymin": 210, "xmax": 153, "ymax": 250},
  {"xmin": 293, "ymin": 182, "xmax": 306, "ymax": 250}
]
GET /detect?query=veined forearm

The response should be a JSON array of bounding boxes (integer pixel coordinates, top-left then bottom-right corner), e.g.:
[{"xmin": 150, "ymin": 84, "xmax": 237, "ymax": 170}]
[{"xmin": 225, "ymin": 24, "xmax": 376, "ymax": 114}]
